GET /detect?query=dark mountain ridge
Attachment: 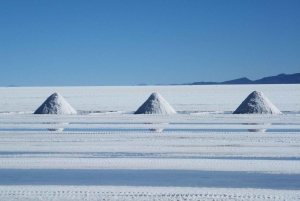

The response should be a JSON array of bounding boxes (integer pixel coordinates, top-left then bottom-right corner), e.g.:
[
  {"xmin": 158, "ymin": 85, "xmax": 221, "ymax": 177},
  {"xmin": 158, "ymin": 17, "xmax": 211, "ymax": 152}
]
[{"xmin": 189, "ymin": 73, "xmax": 300, "ymax": 85}]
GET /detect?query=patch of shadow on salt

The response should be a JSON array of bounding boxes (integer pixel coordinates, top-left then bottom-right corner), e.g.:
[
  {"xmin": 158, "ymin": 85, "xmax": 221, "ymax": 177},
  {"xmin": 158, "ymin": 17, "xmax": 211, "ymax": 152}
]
[
  {"xmin": 1, "ymin": 152, "xmax": 299, "ymax": 161},
  {"xmin": 63, "ymin": 128, "xmax": 150, "ymax": 132},
  {"xmin": 267, "ymin": 129, "xmax": 300, "ymax": 132},
  {"xmin": 0, "ymin": 169, "xmax": 299, "ymax": 190},
  {"xmin": 164, "ymin": 129, "xmax": 247, "ymax": 132},
  {"xmin": 0, "ymin": 129, "xmax": 49, "ymax": 132},
  {"xmin": 63, "ymin": 128, "xmax": 249, "ymax": 132},
  {"xmin": 61, "ymin": 128, "xmax": 268, "ymax": 132}
]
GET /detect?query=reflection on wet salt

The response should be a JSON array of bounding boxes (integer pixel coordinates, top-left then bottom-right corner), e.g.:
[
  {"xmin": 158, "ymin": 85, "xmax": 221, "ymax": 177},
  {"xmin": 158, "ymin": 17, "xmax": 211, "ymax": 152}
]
[
  {"xmin": 149, "ymin": 128, "xmax": 164, "ymax": 132},
  {"xmin": 243, "ymin": 123, "xmax": 271, "ymax": 132},
  {"xmin": 144, "ymin": 123, "xmax": 168, "ymax": 132},
  {"xmin": 44, "ymin": 122, "xmax": 69, "ymax": 132}
]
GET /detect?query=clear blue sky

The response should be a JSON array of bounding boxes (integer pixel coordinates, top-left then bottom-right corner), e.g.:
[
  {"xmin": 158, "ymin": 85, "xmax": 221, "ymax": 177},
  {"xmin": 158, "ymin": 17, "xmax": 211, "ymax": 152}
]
[{"xmin": 1, "ymin": 0, "xmax": 299, "ymax": 86}]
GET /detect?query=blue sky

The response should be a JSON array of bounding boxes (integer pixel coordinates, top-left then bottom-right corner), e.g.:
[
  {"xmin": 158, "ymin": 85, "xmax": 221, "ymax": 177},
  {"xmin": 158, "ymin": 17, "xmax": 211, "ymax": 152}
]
[{"xmin": 0, "ymin": 0, "xmax": 299, "ymax": 86}]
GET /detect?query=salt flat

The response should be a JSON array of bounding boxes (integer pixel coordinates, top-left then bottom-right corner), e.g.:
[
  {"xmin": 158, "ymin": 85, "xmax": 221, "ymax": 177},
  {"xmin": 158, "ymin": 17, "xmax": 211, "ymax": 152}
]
[
  {"xmin": 0, "ymin": 130, "xmax": 300, "ymax": 157},
  {"xmin": 0, "ymin": 84, "xmax": 299, "ymax": 112},
  {"xmin": 1, "ymin": 186, "xmax": 299, "ymax": 201},
  {"xmin": 0, "ymin": 85, "xmax": 299, "ymax": 200}
]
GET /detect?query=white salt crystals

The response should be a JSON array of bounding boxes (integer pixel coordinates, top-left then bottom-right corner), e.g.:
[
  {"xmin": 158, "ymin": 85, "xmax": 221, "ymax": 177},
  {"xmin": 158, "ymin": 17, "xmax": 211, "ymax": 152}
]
[
  {"xmin": 134, "ymin": 92, "xmax": 176, "ymax": 114},
  {"xmin": 233, "ymin": 91, "xmax": 281, "ymax": 114},
  {"xmin": 34, "ymin": 93, "xmax": 77, "ymax": 115}
]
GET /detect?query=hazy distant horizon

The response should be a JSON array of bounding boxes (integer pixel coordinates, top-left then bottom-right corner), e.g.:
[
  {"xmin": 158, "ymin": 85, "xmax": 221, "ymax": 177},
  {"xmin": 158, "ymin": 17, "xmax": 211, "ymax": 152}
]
[{"xmin": 3, "ymin": 72, "xmax": 299, "ymax": 87}]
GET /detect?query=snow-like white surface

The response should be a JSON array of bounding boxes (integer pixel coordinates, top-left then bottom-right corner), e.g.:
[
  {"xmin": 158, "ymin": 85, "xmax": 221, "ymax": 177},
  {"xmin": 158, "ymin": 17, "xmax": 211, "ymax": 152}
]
[
  {"xmin": 1, "ymin": 122, "xmax": 300, "ymax": 129},
  {"xmin": 0, "ymin": 85, "xmax": 299, "ymax": 200},
  {"xmin": 34, "ymin": 92, "xmax": 77, "ymax": 114},
  {"xmin": 0, "ymin": 130, "xmax": 300, "ymax": 157},
  {"xmin": 1, "ymin": 113, "xmax": 300, "ymax": 123},
  {"xmin": 0, "ymin": 135, "xmax": 298, "ymax": 161},
  {"xmin": 134, "ymin": 92, "xmax": 176, "ymax": 114},
  {"xmin": 0, "ymin": 186, "xmax": 299, "ymax": 201},
  {"xmin": 1, "ymin": 157, "xmax": 299, "ymax": 173},
  {"xmin": 0, "ymin": 85, "xmax": 299, "ymax": 112},
  {"xmin": 233, "ymin": 91, "xmax": 282, "ymax": 114}
]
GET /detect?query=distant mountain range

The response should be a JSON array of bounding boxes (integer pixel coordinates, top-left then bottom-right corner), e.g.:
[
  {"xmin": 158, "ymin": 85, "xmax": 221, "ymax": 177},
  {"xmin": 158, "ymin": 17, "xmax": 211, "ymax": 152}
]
[{"xmin": 186, "ymin": 73, "xmax": 300, "ymax": 85}]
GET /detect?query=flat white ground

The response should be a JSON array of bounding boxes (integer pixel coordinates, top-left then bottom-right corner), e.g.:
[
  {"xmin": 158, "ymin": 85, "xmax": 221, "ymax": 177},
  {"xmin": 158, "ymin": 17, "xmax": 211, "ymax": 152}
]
[
  {"xmin": 0, "ymin": 85, "xmax": 299, "ymax": 112},
  {"xmin": 0, "ymin": 85, "xmax": 299, "ymax": 200},
  {"xmin": 1, "ymin": 186, "xmax": 300, "ymax": 201}
]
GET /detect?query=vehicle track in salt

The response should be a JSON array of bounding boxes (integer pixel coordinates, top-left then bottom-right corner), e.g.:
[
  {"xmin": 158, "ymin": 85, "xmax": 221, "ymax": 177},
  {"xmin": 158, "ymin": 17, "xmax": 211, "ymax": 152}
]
[
  {"xmin": 0, "ymin": 186, "xmax": 299, "ymax": 201},
  {"xmin": 1, "ymin": 131, "xmax": 300, "ymax": 143}
]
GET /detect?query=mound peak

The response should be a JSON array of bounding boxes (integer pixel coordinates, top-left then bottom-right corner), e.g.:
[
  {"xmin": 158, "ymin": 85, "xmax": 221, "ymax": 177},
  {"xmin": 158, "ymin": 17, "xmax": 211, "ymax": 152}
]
[
  {"xmin": 34, "ymin": 93, "xmax": 77, "ymax": 115},
  {"xmin": 233, "ymin": 91, "xmax": 281, "ymax": 114},
  {"xmin": 134, "ymin": 92, "xmax": 176, "ymax": 114}
]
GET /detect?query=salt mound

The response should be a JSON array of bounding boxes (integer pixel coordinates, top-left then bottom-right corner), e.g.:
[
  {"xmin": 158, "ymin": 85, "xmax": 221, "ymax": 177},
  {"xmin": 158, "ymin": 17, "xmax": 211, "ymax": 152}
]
[
  {"xmin": 34, "ymin": 93, "xmax": 77, "ymax": 115},
  {"xmin": 233, "ymin": 91, "xmax": 281, "ymax": 114},
  {"xmin": 134, "ymin": 92, "xmax": 176, "ymax": 114}
]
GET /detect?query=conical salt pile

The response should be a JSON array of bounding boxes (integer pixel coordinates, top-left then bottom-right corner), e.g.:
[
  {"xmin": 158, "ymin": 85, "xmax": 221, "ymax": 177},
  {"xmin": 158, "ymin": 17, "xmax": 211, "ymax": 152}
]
[
  {"xmin": 134, "ymin": 92, "xmax": 176, "ymax": 114},
  {"xmin": 34, "ymin": 93, "xmax": 77, "ymax": 114},
  {"xmin": 233, "ymin": 91, "xmax": 281, "ymax": 114}
]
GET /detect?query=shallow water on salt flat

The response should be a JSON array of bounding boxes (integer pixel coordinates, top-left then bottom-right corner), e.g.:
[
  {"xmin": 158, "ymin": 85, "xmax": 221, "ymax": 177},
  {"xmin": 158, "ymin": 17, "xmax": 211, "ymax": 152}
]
[{"xmin": 0, "ymin": 169, "xmax": 299, "ymax": 190}]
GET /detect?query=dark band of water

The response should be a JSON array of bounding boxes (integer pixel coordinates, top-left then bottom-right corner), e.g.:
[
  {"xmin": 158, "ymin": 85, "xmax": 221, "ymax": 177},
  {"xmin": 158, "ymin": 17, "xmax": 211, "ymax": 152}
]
[{"xmin": 0, "ymin": 169, "xmax": 299, "ymax": 190}]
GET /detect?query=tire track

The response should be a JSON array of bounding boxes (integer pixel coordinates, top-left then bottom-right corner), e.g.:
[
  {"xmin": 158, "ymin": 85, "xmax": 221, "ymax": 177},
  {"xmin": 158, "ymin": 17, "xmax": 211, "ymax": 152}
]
[{"xmin": 0, "ymin": 186, "xmax": 299, "ymax": 201}]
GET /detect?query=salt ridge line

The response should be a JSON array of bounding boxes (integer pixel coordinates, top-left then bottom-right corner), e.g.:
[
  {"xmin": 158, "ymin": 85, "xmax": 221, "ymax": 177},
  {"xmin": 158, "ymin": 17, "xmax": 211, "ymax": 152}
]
[
  {"xmin": 0, "ymin": 158, "xmax": 299, "ymax": 174},
  {"xmin": 1, "ymin": 152, "xmax": 299, "ymax": 160},
  {"xmin": 1, "ymin": 114, "xmax": 299, "ymax": 123},
  {"xmin": 0, "ymin": 113, "xmax": 297, "ymax": 119},
  {"xmin": 1, "ymin": 132, "xmax": 300, "ymax": 145},
  {"xmin": 3, "ymin": 135, "xmax": 297, "ymax": 145},
  {"xmin": 0, "ymin": 123, "xmax": 299, "ymax": 129},
  {"xmin": 1, "ymin": 154, "xmax": 299, "ymax": 160},
  {"xmin": 0, "ymin": 147, "xmax": 297, "ymax": 157},
  {"xmin": 1, "ymin": 131, "xmax": 300, "ymax": 135},
  {"xmin": 1, "ymin": 138, "xmax": 298, "ymax": 145},
  {"xmin": 0, "ymin": 186, "xmax": 299, "ymax": 201},
  {"xmin": 1, "ymin": 131, "xmax": 299, "ymax": 139},
  {"xmin": 2, "ymin": 131, "xmax": 298, "ymax": 142},
  {"xmin": 1, "ymin": 145, "xmax": 299, "ymax": 158},
  {"xmin": 1, "ymin": 132, "xmax": 299, "ymax": 146}
]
